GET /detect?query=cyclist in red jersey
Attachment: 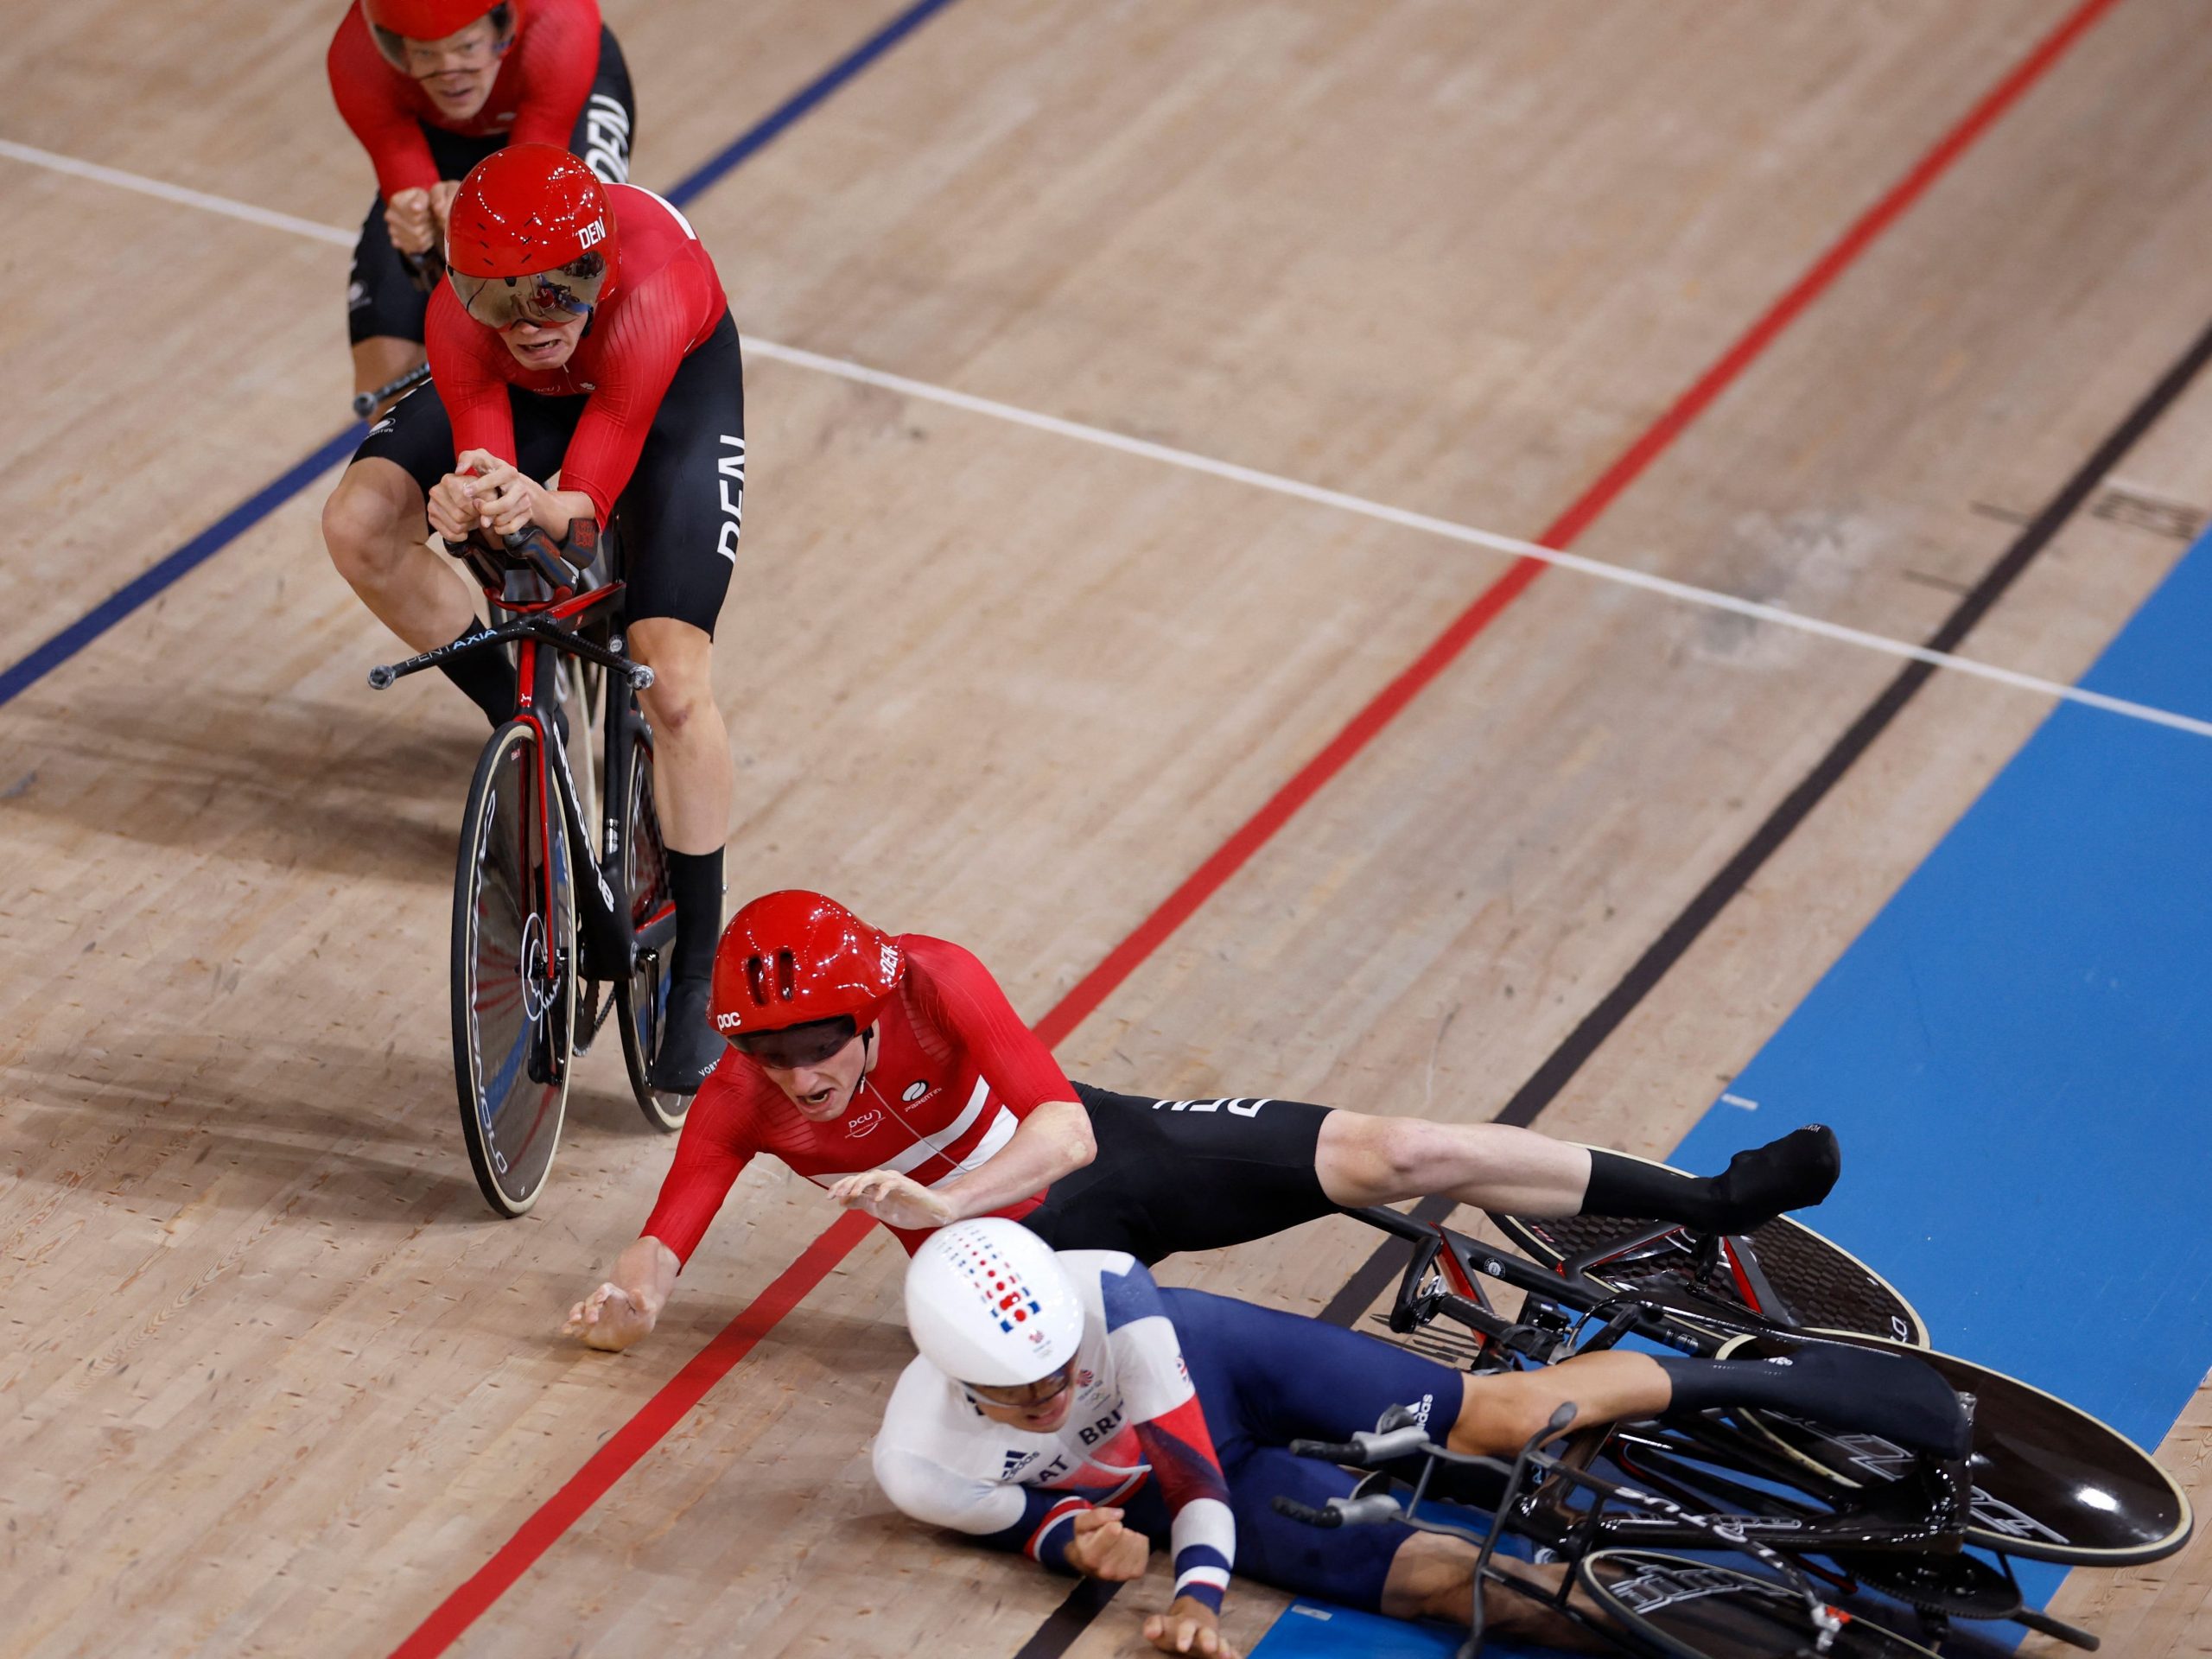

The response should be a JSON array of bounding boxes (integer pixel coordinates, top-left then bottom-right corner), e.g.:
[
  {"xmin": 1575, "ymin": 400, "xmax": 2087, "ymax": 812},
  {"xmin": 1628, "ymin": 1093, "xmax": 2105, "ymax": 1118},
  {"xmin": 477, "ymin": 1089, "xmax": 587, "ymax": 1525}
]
[
  {"xmin": 563, "ymin": 891, "xmax": 1843, "ymax": 1351},
  {"xmin": 328, "ymin": 0, "xmax": 634, "ymax": 410},
  {"xmin": 321, "ymin": 146, "xmax": 742, "ymax": 1090}
]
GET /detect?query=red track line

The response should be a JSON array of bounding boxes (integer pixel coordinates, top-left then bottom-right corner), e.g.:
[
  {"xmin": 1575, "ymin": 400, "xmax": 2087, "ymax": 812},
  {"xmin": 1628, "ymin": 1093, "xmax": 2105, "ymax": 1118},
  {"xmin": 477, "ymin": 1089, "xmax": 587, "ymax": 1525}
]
[
  {"xmin": 387, "ymin": 1211, "xmax": 878, "ymax": 1659},
  {"xmin": 382, "ymin": 3, "xmax": 2121, "ymax": 1651}
]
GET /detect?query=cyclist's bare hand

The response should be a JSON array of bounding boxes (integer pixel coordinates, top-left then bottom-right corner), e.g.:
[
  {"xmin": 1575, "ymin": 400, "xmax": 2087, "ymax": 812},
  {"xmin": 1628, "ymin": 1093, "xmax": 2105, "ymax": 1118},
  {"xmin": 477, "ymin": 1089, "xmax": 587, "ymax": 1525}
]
[
  {"xmin": 385, "ymin": 187, "xmax": 436, "ymax": 256},
  {"xmin": 1063, "ymin": 1508, "xmax": 1148, "ymax": 1581},
  {"xmin": 426, "ymin": 468, "xmax": 486, "ymax": 543},
  {"xmin": 826, "ymin": 1170, "xmax": 956, "ymax": 1231},
  {"xmin": 563, "ymin": 1281, "xmax": 653, "ymax": 1351},
  {"xmin": 1142, "ymin": 1599, "xmax": 1236, "ymax": 1658},
  {"xmin": 454, "ymin": 448, "xmax": 565, "ymax": 541}
]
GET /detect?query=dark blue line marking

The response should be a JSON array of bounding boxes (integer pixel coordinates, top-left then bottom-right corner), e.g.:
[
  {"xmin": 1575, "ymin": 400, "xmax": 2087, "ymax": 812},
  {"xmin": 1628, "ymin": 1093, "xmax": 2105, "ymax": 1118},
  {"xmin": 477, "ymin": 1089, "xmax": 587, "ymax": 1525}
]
[
  {"xmin": 664, "ymin": 0, "xmax": 964, "ymax": 208},
  {"xmin": 0, "ymin": 0, "xmax": 966, "ymax": 712},
  {"xmin": 0, "ymin": 425, "xmax": 364, "ymax": 709}
]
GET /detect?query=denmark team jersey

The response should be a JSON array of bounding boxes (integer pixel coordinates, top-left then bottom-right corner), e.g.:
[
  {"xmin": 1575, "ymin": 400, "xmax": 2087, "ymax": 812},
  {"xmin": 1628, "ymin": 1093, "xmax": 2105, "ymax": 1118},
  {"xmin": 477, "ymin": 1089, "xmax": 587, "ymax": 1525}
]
[
  {"xmin": 639, "ymin": 935, "xmax": 1077, "ymax": 1259},
  {"xmin": 873, "ymin": 1252, "xmax": 1235, "ymax": 1613},
  {"xmin": 425, "ymin": 183, "xmax": 728, "ymax": 521},
  {"xmin": 328, "ymin": 0, "xmax": 604, "ymax": 201}
]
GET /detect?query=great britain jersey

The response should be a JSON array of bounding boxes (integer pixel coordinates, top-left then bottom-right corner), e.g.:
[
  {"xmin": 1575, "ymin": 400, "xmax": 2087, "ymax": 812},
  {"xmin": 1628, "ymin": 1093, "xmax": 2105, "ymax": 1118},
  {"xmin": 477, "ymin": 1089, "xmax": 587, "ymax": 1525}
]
[
  {"xmin": 873, "ymin": 1251, "xmax": 1236, "ymax": 1613},
  {"xmin": 639, "ymin": 935, "xmax": 1078, "ymax": 1259}
]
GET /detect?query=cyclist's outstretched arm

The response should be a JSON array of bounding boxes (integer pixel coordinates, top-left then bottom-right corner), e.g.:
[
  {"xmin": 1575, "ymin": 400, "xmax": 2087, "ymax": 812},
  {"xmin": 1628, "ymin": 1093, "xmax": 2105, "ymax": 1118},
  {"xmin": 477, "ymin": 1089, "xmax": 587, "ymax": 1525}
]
[{"xmin": 564, "ymin": 1084, "xmax": 759, "ymax": 1351}]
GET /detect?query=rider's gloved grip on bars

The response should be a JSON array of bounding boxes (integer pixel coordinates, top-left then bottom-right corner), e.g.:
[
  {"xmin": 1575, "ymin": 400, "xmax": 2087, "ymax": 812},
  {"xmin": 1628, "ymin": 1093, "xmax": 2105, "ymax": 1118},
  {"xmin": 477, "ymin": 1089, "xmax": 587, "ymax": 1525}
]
[
  {"xmin": 1656, "ymin": 1344, "xmax": 1971, "ymax": 1459},
  {"xmin": 1582, "ymin": 1125, "xmax": 1840, "ymax": 1234}
]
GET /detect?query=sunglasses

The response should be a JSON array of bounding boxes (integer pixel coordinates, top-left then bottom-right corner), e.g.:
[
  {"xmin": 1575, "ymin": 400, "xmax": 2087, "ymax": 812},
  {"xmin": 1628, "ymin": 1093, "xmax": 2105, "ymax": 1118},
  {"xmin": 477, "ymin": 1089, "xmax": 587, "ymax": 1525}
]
[
  {"xmin": 964, "ymin": 1360, "xmax": 1078, "ymax": 1412},
  {"xmin": 729, "ymin": 1014, "xmax": 860, "ymax": 1071}
]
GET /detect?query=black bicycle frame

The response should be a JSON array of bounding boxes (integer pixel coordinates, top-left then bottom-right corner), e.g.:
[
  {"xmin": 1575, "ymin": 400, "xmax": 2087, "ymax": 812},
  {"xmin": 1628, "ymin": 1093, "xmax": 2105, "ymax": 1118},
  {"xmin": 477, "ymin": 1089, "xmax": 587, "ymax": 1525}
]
[{"xmin": 1349, "ymin": 1204, "xmax": 1801, "ymax": 1365}]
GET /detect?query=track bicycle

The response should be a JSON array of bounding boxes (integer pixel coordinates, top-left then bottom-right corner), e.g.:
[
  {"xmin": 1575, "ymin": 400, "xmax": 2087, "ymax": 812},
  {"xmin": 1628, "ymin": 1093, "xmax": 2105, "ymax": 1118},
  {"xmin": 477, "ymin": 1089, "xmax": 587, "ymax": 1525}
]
[
  {"xmin": 1347, "ymin": 1156, "xmax": 1928, "ymax": 1370},
  {"xmin": 368, "ymin": 521, "xmax": 692, "ymax": 1217},
  {"xmin": 1307, "ymin": 1203, "xmax": 2191, "ymax": 1655}
]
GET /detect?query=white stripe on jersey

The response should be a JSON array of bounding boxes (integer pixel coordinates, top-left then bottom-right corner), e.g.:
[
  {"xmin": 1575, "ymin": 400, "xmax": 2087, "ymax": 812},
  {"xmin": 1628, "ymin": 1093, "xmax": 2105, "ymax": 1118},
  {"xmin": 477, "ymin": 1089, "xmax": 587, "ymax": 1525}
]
[
  {"xmin": 809, "ymin": 1076, "xmax": 992, "ymax": 1186},
  {"xmin": 626, "ymin": 183, "xmax": 700, "ymax": 242},
  {"xmin": 927, "ymin": 1106, "xmax": 1017, "ymax": 1188}
]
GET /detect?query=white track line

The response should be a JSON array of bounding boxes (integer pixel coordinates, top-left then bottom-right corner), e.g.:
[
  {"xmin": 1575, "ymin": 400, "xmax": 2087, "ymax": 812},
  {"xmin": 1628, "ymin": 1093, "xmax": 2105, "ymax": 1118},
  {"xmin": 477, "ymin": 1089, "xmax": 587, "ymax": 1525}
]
[
  {"xmin": 10, "ymin": 139, "xmax": 2208, "ymax": 741},
  {"xmin": 750, "ymin": 339, "xmax": 2212, "ymax": 741},
  {"xmin": 0, "ymin": 139, "xmax": 355, "ymax": 246}
]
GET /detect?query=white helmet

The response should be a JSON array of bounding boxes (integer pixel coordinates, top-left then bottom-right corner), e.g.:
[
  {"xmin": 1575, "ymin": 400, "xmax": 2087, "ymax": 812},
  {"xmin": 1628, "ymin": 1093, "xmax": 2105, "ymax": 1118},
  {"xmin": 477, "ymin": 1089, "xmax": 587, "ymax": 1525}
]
[{"xmin": 905, "ymin": 1219, "xmax": 1084, "ymax": 1387}]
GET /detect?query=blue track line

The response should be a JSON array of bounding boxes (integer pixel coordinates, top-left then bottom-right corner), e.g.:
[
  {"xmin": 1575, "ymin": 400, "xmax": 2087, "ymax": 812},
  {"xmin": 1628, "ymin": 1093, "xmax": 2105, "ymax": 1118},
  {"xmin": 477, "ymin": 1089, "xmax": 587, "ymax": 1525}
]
[
  {"xmin": 0, "ymin": 0, "xmax": 966, "ymax": 713},
  {"xmin": 664, "ymin": 0, "xmax": 963, "ymax": 208}
]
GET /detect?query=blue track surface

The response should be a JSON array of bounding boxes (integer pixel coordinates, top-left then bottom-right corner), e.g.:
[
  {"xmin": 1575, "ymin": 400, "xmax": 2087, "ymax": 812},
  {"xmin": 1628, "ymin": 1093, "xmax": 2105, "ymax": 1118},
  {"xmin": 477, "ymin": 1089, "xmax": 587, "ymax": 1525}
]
[{"xmin": 1256, "ymin": 531, "xmax": 2212, "ymax": 1656}]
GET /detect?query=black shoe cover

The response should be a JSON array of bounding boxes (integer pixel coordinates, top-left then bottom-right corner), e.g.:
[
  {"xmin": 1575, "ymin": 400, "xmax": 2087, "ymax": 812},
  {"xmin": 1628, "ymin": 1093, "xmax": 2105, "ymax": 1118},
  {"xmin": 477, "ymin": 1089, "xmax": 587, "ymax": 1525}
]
[
  {"xmin": 1703, "ymin": 1124, "xmax": 1842, "ymax": 1232},
  {"xmin": 646, "ymin": 976, "xmax": 722, "ymax": 1094}
]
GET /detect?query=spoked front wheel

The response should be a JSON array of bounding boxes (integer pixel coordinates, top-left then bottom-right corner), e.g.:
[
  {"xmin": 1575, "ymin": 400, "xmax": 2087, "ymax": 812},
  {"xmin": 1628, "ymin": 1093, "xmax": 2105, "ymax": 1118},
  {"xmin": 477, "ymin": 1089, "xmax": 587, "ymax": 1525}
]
[
  {"xmin": 1577, "ymin": 1548, "xmax": 1940, "ymax": 1659},
  {"xmin": 613, "ymin": 715, "xmax": 688, "ymax": 1132},
  {"xmin": 453, "ymin": 718, "xmax": 577, "ymax": 1216}
]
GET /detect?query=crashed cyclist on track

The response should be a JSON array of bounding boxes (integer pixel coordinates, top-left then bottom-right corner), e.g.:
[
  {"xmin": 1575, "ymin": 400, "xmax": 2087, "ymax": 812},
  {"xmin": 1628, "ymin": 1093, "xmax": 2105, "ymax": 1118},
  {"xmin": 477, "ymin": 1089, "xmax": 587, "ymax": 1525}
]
[{"xmin": 562, "ymin": 890, "xmax": 1841, "ymax": 1349}]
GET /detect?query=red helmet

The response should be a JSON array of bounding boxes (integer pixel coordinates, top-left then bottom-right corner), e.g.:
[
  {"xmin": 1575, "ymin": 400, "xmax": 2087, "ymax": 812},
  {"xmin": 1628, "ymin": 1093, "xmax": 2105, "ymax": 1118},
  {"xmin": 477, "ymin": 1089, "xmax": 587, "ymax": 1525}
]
[
  {"xmin": 445, "ymin": 144, "xmax": 616, "ymax": 327},
  {"xmin": 363, "ymin": 0, "xmax": 516, "ymax": 69},
  {"xmin": 710, "ymin": 892, "xmax": 905, "ymax": 1046}
]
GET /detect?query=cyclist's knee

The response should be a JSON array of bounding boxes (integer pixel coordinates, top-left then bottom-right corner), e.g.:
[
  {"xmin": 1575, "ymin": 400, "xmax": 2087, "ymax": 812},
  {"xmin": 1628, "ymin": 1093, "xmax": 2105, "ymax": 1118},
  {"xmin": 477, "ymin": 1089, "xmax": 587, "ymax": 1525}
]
[
  {"xmin": 629, "ymin": 624, "xmax": 717, "ymax": 737},
  {"xmin": 321, "ymin": 466, "xmax": 415, "ymax": 585},
  {"xmin": 1449, "ymin": 1370, "xmax": 1558, "ymax": 1455}
]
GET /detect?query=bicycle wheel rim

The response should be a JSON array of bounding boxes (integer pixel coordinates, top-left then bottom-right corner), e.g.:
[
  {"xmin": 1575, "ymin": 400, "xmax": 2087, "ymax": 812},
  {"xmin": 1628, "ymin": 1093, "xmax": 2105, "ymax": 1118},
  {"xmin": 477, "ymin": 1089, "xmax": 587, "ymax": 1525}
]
[
  {"xmin": 452, "ymin": 720, "xmax": 575, "ymax": 1215},
  {"xmin": 1717, "ymin": 1330, "xmax": 2192, "ymax": 1566},
  {"xmin": 614, "ymin": 722, "xmax": 686, "ymax": 1131},
  {"xmin": 1491, "ymin": 1151, "xmax": 1927, "ymax": 1347},
  {"xmin": 1577, "ymin": 1549, "xmax": 1940, "ymax": 1659}
]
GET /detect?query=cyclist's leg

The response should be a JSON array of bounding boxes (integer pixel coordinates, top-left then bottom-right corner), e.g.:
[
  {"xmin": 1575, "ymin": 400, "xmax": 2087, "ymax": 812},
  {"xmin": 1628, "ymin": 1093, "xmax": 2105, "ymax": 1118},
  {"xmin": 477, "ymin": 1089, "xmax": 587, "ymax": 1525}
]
[
  {"xmin": 1317, "ymin": 1111, "xmax": 1840, "ymax": 1233},
  {"xmin": 608, "ymin": 314, "xmax": 744, "ymax": 1085},
  {"xmin": 323, "ymin": 384, "xmax": 574, "ymax": 721},
  {"xmin": 569, "ymin": 25, "xmax": 636, "ymax": 183},
  {"xmin": 347, "ymin": 197, "xmax": 430, "ymax": 411}
]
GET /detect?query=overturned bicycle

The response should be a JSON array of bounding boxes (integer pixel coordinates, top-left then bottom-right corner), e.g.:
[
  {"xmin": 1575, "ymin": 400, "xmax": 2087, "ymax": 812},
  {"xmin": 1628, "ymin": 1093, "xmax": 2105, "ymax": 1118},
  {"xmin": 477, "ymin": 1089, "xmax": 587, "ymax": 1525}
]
[{"xmin": 1281, "ymin": 1199, "xmax": 2192, "ymax": 1656}]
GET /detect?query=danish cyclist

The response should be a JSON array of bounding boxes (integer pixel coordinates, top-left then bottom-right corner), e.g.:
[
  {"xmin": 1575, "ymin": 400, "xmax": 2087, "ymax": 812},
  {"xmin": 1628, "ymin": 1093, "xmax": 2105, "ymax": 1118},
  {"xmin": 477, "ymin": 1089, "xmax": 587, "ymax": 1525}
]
[
  {"xmin": 321, "ymin": 145, "xmax": 741, "ymax": 1090},
  {"xmin": 874, "ymin": 1220, "xmax": 1971, "ymax": 1657},
  {"xmin": 562, "ymin": 891, "xmax": 1840, "ymax": 1348},
  {"xmin": 329, "ymin": 0, "xmax": 635, "ymax": 411}
]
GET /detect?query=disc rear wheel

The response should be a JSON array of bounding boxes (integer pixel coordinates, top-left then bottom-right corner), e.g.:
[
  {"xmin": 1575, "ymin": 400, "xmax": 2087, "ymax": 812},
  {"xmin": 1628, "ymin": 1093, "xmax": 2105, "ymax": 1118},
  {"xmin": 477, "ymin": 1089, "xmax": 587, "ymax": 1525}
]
[
  {"xmin": 1717, "ymin": 1330, "xmax": 2192, "ymax": 1567},
  {"xmin": 453, "ymin": 718, "xmax": 576, "ymax": 1216}
]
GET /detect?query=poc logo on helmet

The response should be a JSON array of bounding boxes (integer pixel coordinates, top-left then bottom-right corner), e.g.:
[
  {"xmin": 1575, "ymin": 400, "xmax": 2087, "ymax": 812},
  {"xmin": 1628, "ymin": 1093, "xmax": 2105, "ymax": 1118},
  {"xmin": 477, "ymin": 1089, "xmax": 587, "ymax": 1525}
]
[
  {"xmin": 715, "ymin": 1012, "xmax": 745, "ymax": 1033},
  {"xmin": 576, "ymin": 217, "xmax": 607, "ymax": 250}
]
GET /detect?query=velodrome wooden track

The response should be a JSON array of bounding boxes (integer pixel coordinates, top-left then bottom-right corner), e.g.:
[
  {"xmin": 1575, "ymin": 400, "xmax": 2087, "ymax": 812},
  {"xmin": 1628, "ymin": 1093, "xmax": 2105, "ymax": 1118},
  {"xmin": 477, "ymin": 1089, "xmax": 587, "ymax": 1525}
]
[{"xmin": 4, "ymin": 1, "xmax": 2211, "ymax": 1654}]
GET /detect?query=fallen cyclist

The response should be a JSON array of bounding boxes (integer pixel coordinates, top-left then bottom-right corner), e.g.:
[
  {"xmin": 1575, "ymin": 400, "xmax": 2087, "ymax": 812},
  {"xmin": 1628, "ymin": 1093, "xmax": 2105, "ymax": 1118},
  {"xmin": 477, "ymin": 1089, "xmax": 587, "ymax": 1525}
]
[
  {"xmin": 873, "ymin": 1219, "xmax": 1971, "ymax": 1658},
  {"xmin": 564, "ymin": 889, "xmax": 1840, "ymax": 1350}
]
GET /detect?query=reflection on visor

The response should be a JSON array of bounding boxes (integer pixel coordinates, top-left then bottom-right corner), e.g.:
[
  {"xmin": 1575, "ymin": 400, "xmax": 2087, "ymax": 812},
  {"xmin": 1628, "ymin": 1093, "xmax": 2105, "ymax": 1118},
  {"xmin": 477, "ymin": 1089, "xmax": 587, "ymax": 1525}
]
[
  {"xmin": 729, "ymin": 1015, "xmax": 859, "ymax": 1070},
  {"xmin": 449, "ymin": 253, "xmax": 608, "ymax": 328}
]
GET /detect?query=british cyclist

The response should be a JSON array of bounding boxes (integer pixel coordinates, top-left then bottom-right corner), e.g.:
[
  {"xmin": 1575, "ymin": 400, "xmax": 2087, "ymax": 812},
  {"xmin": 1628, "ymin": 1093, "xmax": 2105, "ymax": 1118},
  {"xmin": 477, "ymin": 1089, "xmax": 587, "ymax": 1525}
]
[
  {"xmin": 329, "ymin": 0, "xmax": 635, "ymax": 412},
  {"xmin": 875, "ymin": 1220, "xmax": 1970, "ymax": 1657},
  {"xmin": 321, "ymin": 145, "xmax": 741, "ymax": 1091},
  {"xmin": 562, "ymin": 891, "xmax": 1840, "ymax": 1349}
]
